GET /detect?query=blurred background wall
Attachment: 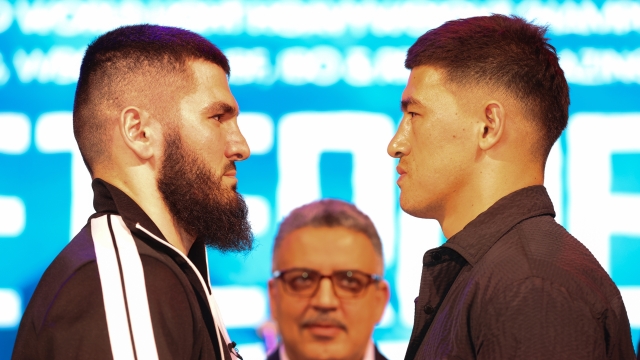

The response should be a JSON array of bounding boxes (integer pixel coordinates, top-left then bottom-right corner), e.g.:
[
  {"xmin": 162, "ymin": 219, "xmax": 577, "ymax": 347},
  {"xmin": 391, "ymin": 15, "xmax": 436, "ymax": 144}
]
[{"xmin": 0, "ymin": 0, "xmax": 639, "ymax": 358}]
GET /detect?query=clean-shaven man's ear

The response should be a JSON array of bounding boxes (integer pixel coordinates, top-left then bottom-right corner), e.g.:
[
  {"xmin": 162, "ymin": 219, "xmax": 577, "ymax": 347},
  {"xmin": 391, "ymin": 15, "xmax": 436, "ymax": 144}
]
[
  {"xmin": 478, "ymin": 101, "xmax": 506, "ymax": 151},
  {"xmin": 119, "ymin": 106, "xmax": 158, "ymax": 161}
]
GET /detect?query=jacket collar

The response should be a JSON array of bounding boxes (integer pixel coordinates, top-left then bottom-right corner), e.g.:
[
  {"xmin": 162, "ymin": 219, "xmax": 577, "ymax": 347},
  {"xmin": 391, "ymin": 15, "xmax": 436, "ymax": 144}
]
[
  {"xmin": 91, "ymin": 178, "xmax": 211, "ymax": 290},
  {"xmin": 92, "ymin": 178, "xmax": 165, "ymax": 241},
  {"xmin": 443, "ymin": 185, "xmax": 555, "ymax": 266}
]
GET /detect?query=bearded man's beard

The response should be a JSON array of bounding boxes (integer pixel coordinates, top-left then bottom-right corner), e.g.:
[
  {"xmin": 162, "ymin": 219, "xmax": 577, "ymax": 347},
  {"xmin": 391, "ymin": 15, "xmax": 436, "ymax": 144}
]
[{"xmin": 157, "ymin": 131, "xmax": 253, "ymax": 252}]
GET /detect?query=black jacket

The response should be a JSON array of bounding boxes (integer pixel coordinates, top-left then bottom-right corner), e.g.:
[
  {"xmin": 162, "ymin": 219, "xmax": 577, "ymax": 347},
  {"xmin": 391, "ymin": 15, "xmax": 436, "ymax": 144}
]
[
  {"xmin": 406, "ymin": 186, "xmax": 635, "ymax": 359},
  {"xmin": 12, "ymin": 179, "xmax": 236, "ymax": 360},
  {"xmin": 266, "ymin": 345, "xmax": 388, "ymax": 360}
]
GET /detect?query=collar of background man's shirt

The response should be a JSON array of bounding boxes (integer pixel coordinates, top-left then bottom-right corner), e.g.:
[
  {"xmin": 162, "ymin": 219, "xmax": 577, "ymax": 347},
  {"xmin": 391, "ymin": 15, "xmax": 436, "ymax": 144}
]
[{"xmin": 278, "ymin": 339, "xmax": 376, "ymax": 360}]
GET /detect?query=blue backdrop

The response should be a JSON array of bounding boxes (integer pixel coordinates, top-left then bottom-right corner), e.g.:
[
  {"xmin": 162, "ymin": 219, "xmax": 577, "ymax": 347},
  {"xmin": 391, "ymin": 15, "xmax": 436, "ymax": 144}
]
[{"xmin": 1, "ymin": 1, "xmax": 639, "ymax": 358}]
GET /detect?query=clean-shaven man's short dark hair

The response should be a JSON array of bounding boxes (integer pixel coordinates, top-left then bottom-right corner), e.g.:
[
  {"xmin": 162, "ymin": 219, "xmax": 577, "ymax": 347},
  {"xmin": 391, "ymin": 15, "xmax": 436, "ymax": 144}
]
[
  {"xmin": 405, "ymin": 14, "xmax": 569, "ymax": 159},
  {"xmin": 274, "ymin": 199, "xmax": 383, "ymax": 258},
  {"xmin": 73, "ymin": 24, "xmax": 230, "ymax": 175}
]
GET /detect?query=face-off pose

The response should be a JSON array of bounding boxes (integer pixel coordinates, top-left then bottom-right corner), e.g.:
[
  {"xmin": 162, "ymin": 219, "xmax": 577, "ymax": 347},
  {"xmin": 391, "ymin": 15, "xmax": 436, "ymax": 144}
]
[
  {"xmin": 268, "ymin": 200, "xmax": 390, "ymax": 360},
  {"xmin": 388, "ymin": 15, "xmax": 635, "ymax": 359},
  {"xmin": 13, "ymin": 25, "xmax": 251, "ymax": 360}
]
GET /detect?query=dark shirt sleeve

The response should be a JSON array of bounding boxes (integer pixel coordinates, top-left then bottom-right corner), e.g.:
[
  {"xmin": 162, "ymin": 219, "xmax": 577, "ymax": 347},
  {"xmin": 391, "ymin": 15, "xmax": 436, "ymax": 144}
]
[
  {"xmin": 17, "ymin": 262, "xmax": 114, "ymax": 360},
  {"xmin": 14, "ymin": 258, "xmax": 200, "ymax": 360},
  {"xmin": 475, "ymin": 276, "xmax": 610, "ymax": 359}
]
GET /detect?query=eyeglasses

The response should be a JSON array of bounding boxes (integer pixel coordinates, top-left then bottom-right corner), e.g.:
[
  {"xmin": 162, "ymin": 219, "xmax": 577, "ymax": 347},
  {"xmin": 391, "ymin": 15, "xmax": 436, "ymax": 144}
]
[{"xmin": 272, "ymin": 268, "xmax": 382, "ymax": 299}]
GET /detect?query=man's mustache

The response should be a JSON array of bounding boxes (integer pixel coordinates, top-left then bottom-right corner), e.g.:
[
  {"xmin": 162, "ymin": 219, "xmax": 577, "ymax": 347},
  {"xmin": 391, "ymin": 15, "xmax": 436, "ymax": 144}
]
[
  {"xmin": 223, "ymin": 162, "xmax": 236, "ymax": 174},
  {"xmin": 300, "ymin": 315, "xmax": 347, "ymax": 331}
]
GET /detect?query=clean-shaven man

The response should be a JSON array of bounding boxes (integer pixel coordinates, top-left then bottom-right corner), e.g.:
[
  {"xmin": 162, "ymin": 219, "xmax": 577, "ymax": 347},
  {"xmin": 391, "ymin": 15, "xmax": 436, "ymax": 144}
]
[{"xmin": 388, "ymin": 14, "xmax": 635, "ymax": 359}]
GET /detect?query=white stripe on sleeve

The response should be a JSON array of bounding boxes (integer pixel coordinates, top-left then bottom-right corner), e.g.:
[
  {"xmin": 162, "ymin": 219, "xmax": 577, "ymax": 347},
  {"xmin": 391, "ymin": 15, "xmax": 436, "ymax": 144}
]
[
  {"xmin": 111, "ymin": 215, "xmax": 159, "ymax": 360},
  {"xmin": 92, "ymin": 215, "xmax": 136, "ymax": 360}
]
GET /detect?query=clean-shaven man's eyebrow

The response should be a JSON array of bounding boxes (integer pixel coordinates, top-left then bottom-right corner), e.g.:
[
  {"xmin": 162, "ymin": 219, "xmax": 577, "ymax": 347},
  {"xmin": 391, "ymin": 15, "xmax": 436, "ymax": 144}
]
[
  {"xmin": 202, "ymin": 101, "xmax": 238, "ymax": 117},
  {"xmin": 400, "ymin": 97, "xmax": 423, "ymax": 112}
]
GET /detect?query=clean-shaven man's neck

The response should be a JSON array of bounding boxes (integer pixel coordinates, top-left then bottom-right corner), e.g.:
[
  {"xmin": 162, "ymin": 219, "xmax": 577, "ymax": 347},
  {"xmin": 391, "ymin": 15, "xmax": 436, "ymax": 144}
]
[{"xmin": 439, "ymin": 170, "xmax": 543, "ymax": 239}]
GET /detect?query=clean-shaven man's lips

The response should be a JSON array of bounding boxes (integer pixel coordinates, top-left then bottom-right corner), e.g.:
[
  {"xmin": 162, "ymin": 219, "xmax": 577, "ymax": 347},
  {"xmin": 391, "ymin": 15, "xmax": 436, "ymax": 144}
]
[{"xmin": 396, "ymin": 165, "xmax": 407, "ymax": 184}]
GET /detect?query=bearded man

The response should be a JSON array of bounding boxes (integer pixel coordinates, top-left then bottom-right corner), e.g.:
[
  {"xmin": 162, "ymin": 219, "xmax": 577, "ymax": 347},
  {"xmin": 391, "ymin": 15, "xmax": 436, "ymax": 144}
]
[{"xmin": 12, "ymin": 25, "xmax": 252, "ymax": 360}]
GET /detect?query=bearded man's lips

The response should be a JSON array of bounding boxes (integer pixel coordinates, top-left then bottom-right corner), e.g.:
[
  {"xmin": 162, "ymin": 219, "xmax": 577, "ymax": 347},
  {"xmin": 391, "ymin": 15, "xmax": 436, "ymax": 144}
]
[{"xmin": 222, "ymin": 164, "xmax": 238, "ymax": 183}]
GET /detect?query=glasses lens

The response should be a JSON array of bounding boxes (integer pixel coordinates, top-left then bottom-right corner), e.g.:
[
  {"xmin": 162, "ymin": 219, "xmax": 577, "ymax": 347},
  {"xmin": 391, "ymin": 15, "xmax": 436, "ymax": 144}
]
[
  {"xmin": 281, "ymin": 269, "xmax": 319, "ymax": 296},
  {"xmin": 333, "ymin": 270, "xmax": 369, "ymax": 297}
]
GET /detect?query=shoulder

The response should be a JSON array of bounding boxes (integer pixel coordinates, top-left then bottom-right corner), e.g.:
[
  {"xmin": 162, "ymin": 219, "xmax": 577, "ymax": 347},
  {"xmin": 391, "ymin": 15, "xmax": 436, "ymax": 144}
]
[
  {"xmin": 13, "ymin": 255, "xmax": 113, "ymax": 358},
  {"xmin": 19, "ymin": 224, "xmax": 99, "ymax": 329},
  {"xmin": 22, "ymin": 215, "xmax": 196, "ymax": 333},
  {"xmin": 519, "ymin": 217, "xmax": 620, "ymax": 302},
  {"xmin": 478, "ymin": 215, "xmax": 619, "ymax": 303},
  {"xmin": 461, "ymin": 215, "xmax": 629, "ymax": 336},
  {"xmin": 15, "ymin": 214, "xmax": 204, "ymax": 359}
]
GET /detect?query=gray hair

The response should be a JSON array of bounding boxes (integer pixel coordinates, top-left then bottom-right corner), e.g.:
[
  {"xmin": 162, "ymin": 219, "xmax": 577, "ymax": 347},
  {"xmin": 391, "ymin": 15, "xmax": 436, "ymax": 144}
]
[{"xmin": 274, "ymin": 199, "xmax": 383, "ymax": 257}]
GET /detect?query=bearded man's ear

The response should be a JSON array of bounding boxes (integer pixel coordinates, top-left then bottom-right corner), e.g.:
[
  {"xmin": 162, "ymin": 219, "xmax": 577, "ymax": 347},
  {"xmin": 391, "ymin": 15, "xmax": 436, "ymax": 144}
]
[{"xmin": 119, "ymin": 106, "xmax": 158, "ymax": 161}]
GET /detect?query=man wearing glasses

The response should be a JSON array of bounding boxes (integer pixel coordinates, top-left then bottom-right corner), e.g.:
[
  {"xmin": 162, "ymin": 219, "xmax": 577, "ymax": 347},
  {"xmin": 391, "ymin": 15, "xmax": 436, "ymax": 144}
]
[{"xmin": 267, "ymin": 199, "xmax": 390, "ymax": 360}]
